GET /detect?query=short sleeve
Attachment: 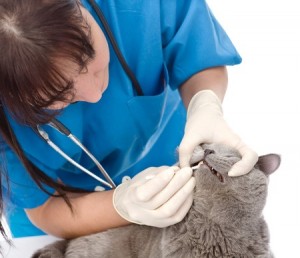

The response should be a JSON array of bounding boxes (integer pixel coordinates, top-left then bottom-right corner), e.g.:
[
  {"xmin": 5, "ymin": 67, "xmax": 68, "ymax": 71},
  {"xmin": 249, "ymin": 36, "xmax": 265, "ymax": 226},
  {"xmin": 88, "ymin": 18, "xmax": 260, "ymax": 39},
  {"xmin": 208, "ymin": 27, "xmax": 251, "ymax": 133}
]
[
  {"xmin": 1, "ymin": 146, "xmax": 56, "ymax": 209},
  {"xmin": 161, "ymin": 0, "xmax": 242, "ymax": 89}
]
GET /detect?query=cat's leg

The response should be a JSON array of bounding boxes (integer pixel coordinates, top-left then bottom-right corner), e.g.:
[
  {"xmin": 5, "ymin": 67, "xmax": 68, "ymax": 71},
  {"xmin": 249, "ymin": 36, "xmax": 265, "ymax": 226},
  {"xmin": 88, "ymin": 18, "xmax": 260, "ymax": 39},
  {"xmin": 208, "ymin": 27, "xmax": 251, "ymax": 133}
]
[
  {"xmin": 63, "ymin": 228, "xmax": 135, "ymax": 258},
  {"xmin": 64, "ymin": 225, "xmax": 162, "ymax": 258},
  {"xmin": 31, "ymin": 240, "xmax": 68, "ymax": 258},
  {"xmin": 256, "ymin": 253, "xmax": 274, "ymax": 258}
]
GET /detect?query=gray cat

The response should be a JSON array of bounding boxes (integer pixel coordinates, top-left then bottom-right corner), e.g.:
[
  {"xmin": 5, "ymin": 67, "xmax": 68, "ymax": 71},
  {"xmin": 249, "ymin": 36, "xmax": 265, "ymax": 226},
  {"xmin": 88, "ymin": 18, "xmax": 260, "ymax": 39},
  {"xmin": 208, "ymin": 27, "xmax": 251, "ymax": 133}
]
[{"xmin": 32, "ymin": 143, "xmax": 280, "ymax": 258}]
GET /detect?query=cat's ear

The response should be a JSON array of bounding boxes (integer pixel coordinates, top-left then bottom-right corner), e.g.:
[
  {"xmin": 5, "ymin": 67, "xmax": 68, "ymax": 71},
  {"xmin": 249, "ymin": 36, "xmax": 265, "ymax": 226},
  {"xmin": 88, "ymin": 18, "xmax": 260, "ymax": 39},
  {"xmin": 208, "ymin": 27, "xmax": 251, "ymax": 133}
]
[{"xmin": 256, "ymin": 154, "xmax": 281, "ymax": 176}]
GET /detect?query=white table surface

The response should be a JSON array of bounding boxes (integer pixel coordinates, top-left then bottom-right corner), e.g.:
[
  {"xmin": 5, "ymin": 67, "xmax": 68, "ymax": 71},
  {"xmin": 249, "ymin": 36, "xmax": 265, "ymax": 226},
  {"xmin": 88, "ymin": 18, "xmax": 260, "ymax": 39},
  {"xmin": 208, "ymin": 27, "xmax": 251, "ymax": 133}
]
[{"xmin": 1, "ymin": 235, "xmax": 60, "ymax": 258}]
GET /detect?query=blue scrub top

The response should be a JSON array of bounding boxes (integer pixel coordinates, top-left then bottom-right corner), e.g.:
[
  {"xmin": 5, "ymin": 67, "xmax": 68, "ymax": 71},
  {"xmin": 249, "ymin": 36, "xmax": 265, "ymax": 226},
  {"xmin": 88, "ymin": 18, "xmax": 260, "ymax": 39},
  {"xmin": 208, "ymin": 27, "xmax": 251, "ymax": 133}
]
[{"xmin": 1, "ymin": 0, "xmax": 241, "ymax": 237}]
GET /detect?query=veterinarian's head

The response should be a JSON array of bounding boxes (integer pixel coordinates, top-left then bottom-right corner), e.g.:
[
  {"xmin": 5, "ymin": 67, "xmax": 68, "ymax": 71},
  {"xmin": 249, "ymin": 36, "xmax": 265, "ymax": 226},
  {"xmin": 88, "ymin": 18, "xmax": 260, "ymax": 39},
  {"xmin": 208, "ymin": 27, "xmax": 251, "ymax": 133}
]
[{"xmin": 0, "ymin": 0, "xmax": 109, "ymax": 126}]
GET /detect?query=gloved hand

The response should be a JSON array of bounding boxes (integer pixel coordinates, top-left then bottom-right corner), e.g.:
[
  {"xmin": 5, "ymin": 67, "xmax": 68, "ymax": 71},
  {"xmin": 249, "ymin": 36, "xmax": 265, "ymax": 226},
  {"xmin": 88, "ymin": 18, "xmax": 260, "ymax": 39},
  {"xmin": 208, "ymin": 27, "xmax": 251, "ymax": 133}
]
[
  {"xmin": 113, "ymin": 166, "xmax": 195, "ymax": 227},
  {"xmin": 179, "ymin": 90, "xmax": 258, "ymax": 176}
]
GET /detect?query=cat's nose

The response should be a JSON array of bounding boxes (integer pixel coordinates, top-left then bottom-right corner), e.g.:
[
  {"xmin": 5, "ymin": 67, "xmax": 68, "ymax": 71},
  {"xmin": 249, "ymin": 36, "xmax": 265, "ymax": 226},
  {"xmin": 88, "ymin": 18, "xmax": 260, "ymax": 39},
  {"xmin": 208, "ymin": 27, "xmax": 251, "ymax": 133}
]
[{"xmin": 204, "ymin": 149, "xmax": 215, "ymax": 157}]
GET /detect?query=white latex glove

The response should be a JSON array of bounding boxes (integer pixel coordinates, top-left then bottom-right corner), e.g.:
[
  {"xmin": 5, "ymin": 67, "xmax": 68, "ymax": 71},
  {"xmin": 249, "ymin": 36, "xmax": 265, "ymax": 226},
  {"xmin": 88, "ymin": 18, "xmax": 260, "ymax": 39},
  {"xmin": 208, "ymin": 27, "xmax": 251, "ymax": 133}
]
[
  {"xmin": 179, "ymin": 90, "xmax": 258, "ymax": 176},
  {"xmin": 113, "ymin": 166, "xmax": 195, "ymax": 227}
]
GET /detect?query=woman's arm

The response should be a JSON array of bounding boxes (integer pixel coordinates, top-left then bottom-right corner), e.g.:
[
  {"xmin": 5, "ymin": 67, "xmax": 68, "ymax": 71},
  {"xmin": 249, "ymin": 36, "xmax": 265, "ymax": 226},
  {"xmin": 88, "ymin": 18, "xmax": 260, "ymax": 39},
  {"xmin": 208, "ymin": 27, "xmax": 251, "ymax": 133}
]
[
  {"xmin": 25, "ymin": 190, "xmax": 130, "ymax": 239},
  {"xmin": 179, "ymin": 66, "xmax": 228, "ymax": 107},
  {"xmin": 178, "ymin": 66, "xmax": 258, "ymax": 177},
  {"xmin": 25, "ymin": 165, "xmax": 195, "ymax": 239}
]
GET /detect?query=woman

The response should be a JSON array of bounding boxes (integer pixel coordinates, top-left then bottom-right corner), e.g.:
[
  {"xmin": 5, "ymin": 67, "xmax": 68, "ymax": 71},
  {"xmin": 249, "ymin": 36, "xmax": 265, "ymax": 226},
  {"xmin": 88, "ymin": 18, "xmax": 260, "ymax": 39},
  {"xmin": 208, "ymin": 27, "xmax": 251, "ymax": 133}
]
[{"xmin": 0, "ymin": 0, "xmax": 257, "ymax": 239}]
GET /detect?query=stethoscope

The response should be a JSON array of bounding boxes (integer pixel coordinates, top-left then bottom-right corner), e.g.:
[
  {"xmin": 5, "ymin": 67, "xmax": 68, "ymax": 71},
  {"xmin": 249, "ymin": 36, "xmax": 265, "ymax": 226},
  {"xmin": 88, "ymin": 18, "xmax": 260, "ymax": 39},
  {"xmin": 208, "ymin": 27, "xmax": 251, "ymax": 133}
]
[
  {"xmin": 36, "ymin": 119, "xmax": 116, "ymax": 188},
  {"xmin": 34, "ymin": 0, "xmax": 144, "ymax": 189}
]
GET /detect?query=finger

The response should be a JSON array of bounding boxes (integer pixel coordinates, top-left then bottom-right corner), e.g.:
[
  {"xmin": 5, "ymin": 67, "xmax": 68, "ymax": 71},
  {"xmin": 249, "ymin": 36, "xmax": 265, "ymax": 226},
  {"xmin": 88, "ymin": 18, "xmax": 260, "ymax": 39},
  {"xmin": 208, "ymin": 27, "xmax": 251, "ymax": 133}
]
[
  {"xmin": 179, "ymin": 134, "xmax": 208, "ymax": 167},
  {"xmin": 228, "ymin": 147, "xmax": 258, "ymax": 177},
  {"xmin": 155, "ymin": 193, "xmax": 194, "ymax": 228},
  {"xmin": 189, "ymin": 145, "xmax": 205, "ymax": 165},
  {"xmin": 134, "ymin": 167, "xmax": 177, "ymax": 202},
  {"xmin": 168, "ymin": 193, "xmax": 194, "ymax": 225},
  {"xmin": 141, "ymin": 167, "xmax": 193, "ymax": 209},
  {"xmin": 154, "ymin": 176, "xmax": 196, "ymax": 219},
  {"xmin": 134, "ymin": 166, "xmax": 169, "ymax": 182}
]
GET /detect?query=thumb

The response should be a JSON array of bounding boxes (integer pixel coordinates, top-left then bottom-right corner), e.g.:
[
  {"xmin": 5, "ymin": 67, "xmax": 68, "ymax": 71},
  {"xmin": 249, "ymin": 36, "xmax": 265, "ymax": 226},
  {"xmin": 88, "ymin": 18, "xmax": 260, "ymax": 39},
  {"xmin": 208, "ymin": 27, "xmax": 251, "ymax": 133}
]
[
  {"xmin": 178, "ymin": 136, "xmax": 202, "ymax": 167},
  {"xmin": 228, "ymin": 148, "xmax": 258, "ymax": 176}
]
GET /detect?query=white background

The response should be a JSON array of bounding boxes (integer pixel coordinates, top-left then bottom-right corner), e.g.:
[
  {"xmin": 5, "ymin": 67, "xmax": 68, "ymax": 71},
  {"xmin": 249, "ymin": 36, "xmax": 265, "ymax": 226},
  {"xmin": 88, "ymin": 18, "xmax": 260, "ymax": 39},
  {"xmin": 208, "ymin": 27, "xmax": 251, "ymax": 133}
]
[
  {"xmin": 207, "ymin": 0, "xmax": 300, "ymax": 257},
  {"xmin": 1, "ymin": 0, "xmax": 300, "ymax": 257}
]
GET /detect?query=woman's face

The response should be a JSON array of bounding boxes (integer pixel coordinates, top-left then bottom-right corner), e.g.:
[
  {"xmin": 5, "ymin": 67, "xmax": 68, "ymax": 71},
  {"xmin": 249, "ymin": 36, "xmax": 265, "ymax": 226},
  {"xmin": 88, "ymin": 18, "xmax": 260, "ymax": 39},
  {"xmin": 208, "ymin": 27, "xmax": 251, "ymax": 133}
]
[{"xmin": 50, "ymin": 7, "xmax": 110, "ymax": 109}]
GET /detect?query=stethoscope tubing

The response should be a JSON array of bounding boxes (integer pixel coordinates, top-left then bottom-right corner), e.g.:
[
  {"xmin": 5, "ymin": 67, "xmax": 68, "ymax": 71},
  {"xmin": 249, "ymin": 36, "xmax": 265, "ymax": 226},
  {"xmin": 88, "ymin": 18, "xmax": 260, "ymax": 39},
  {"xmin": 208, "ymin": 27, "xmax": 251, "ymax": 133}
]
[{"xmin": 36, "ymin": 120, "xmax": 116, "ymax": 189}]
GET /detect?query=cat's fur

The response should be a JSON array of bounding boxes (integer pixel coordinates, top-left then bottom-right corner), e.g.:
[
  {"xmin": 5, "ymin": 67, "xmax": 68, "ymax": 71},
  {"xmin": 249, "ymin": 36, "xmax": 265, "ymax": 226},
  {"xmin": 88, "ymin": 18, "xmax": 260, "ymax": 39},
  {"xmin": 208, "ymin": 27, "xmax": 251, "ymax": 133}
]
[{"xmin": 32, "ymin": 143, "xmax": 281, "ymax": 258}]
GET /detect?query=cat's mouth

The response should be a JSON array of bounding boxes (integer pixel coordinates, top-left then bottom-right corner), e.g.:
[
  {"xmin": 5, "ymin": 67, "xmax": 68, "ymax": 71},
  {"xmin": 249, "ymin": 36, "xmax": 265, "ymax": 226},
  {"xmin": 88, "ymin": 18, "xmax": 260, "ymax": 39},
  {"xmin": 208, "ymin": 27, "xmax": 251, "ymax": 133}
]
[
  {"xmin": 192, "ymin": 160, "xmax": 224, "ymax": 183},
  {"xmin": 203, "ymin": 160, "xmax": 224, "ymax": 183}
]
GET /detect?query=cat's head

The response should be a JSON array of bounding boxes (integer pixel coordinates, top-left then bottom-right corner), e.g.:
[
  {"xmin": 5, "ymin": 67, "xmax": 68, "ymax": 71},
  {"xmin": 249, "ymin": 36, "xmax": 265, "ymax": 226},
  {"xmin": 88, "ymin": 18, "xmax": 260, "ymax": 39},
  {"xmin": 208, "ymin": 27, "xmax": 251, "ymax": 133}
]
[{"xmin": 189, "ymin": 143, "xmax": 280, "ymax": 226}]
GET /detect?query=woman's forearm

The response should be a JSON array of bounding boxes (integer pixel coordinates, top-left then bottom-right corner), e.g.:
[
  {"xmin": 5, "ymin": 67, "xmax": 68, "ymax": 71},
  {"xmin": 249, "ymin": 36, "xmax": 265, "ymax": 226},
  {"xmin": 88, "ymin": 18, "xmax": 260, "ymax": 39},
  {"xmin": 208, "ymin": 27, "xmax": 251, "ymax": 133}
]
[
  {"xmin": 25, "ymin": 190, "xmax": 130, "ymax": 239},
  {"xmin": 179, "ymin": 66, "xmax": 228, "ymax": 107}
]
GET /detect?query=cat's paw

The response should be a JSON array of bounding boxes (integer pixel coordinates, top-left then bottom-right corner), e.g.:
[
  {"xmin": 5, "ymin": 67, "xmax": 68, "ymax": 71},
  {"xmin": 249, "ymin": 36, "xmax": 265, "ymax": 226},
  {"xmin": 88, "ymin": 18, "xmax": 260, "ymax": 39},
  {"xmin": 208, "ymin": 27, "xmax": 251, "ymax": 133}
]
[
  {"xmin": 31, "ymin": 248, "xmax": 64, "ymax": 258},
  {"xmin": 31, "ymin": 240, "xmax": 67, "ymax": 258}
]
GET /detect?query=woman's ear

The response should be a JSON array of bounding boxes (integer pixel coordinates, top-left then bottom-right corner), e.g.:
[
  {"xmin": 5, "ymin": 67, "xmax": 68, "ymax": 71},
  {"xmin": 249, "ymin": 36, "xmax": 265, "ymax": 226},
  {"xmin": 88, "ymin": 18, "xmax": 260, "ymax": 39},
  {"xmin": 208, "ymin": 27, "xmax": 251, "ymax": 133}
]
[{"xmin": 256, "ymin": 154, "xmax": 281, "ymax": 176}]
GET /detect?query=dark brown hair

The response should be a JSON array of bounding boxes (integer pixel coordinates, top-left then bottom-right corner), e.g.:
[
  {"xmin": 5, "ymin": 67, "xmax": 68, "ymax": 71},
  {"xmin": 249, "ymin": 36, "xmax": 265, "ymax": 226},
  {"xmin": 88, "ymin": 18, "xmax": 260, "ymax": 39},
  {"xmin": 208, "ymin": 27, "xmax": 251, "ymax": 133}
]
[{"xmin": 0, "ymin": 0, "xmax": 95, "ymax": 242}]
